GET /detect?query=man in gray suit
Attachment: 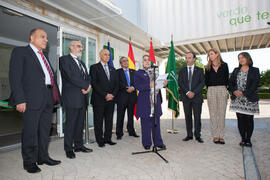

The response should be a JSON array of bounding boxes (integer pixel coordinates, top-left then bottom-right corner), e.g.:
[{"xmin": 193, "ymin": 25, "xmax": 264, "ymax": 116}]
[{"xmin": 178, "ymin": 52, "xmax": 205, "ymax": 143}]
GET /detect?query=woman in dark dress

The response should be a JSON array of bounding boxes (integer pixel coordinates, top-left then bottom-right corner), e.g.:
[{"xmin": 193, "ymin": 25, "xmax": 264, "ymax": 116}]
[
  {"xmin": 229, "ymin": 52, "xmax": 260, "ymax": 147},
  {"xmin": 133, "ymin": 55, "xmax": 167, "ymax": 150}
]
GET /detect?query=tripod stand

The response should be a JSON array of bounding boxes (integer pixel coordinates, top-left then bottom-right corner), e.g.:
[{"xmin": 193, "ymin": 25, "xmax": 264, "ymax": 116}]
[{"xmin": 132, "ymin": 66, "xmax": 168, "ymax": 163}]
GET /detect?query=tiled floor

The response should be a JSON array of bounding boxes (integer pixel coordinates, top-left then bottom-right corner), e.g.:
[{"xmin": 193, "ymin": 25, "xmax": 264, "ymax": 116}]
[{"xmin": 0, "ymin": 100, "xmax": 269, "ymax": 180}]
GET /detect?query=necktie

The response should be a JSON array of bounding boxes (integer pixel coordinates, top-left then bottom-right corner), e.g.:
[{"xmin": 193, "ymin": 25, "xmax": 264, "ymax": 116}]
[
  {"xmin": 78, "ymin": 60, "xmax": 86, "ymax": 79},
  {"xmin": 38, "ymin": 51, "xmax": 54, "ymax": 86},
  {"xmin": 124, "ymin": 69, "xmax": 130, "ymax": 86},
  {"xmin": 188, "ymin": 67, "xmax": 192, "ymax": 90},
  {"xmin": 104, "ymin": 64, "xmax": 110, "ymax": 80}
]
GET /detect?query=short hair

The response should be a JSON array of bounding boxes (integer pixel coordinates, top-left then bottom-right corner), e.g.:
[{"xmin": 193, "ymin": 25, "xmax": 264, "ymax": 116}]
[
  {"xmin": 29, "ymin": 28, "xmax": 44, "ymax": 41},
  {"xmin": 119, "ymin": 56, "xmax": 127, "ymax": 64},
  {"xmin": 99, "ymin": 49, "xmax": 109, "ymax": 55},
  {"xmin": 238, "ymin": 52, "xmax": 253, "ymax": 68},
  {"xmin": 142, "ymin": 54, "xmax": 149, "ymax": 59},
  {"xmin": 186, "ymin": 52, "xmax": 196, "ymax": 59}
]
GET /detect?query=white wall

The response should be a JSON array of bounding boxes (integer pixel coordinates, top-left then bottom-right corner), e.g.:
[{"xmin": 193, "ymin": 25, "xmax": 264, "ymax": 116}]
[{"xmin": 127, "ymin": 0, "xmax": 270, "ymax": 44}]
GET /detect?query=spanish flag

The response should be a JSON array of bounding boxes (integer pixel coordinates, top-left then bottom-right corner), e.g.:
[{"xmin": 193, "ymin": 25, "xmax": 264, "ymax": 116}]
[
  {"xmin": 128, "ymin": 42, "xmax": 136, "ymax": 70},
  {"xmin": 128, "ymin": 42, "xmax": 138, "ymax": 119},
  {"xmin": 149, "ymin": 40, "xmax": 156, "ymax": 64}
]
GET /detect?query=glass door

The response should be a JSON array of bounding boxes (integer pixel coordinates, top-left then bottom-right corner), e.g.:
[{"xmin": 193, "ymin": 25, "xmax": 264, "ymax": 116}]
[{"xmin": 58, "ymin": 29, "xmax": 97, "ymax": 137}]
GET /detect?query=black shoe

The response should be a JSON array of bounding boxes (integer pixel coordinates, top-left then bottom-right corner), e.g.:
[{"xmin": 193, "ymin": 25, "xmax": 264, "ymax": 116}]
[
  {"xmin": 98, "ymin": 143, "xmax": 105, "ymax": 147},
  {"xmin": 74, "ymin": 146, "xmax": 93, "ymax": 153},
  {"xmin": 104, "ymin": 140, "xmax": 117, "ymax": 145},
  {"xmin": 23, "ymin": 163, "xmax": 41, "ymax": 173},
  {"xmin": 183, "ymin": 136, "xmax": 193, "ymax": 141},
  {"xmin": 38, "ymin": 157, "xmax": 61, "ymax": 166},
  {"xmin": 196, "ymin": 137, "xmax": 204, "ymax": 143},
  {"xmin": 144, "ymin": 146, "xmax": 151, "ymax": 150},
  {"xmin": 129, "ymin": 133, "xmax": 140, "ymax": 138},
  {"xmin": 117, "ymin": 136, "xmax": 122, "ymax": 140},
  {"xmin": 66, "ymin": 151, "xmax": 76, "ymax": 159},
  {"xmin": 157, "ymin": 145, "xmax": 166, "ymax": 150}
]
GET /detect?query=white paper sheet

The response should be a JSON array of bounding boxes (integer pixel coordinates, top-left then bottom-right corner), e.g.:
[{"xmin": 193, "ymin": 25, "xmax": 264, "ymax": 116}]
[{"xmin": 155, "ymin": 74, "xmax": 168, "ymax": 89}]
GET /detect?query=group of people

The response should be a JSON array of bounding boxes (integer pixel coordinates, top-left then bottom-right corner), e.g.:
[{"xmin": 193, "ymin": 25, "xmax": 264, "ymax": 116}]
[
  {"xmin": 179, "ymin": 49, "xmax": 260, "ymax": 148},
  {"xmin": 8, "ymin": 28, "xmax": 260, "ymax": 174}
]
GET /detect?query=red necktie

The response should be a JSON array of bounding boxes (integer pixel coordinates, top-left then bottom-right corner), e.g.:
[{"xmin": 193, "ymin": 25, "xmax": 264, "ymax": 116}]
[{"xmin": 38, "ymin": 51, "xmax": 55, "ymax": 86}]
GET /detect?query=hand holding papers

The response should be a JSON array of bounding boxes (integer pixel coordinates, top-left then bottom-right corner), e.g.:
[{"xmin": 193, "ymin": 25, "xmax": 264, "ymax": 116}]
[{"xmin": 155, "ymin": 74, "xmax": 168, "ymax": 89}]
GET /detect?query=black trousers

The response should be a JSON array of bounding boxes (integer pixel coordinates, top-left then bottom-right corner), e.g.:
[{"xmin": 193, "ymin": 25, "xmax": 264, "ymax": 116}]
[
  {"xmin": 93, "ymin": 101, "xmax": 115, "ymax": 145},
  {"xmin": 236, "ymin": 112, "xmax": 254, "ymax": 142},
  {"xmin": 21, "ymin": 88, "xmax": 53, "ymax": 165},
  {"xmin": 116, "ymin": 101, "xmax": 135, "ymax": 137},
  {"xmin": 183, "ymin": 101, "xmax": 202, "ymax": 138},
  {"xmin": 64, "ymin": 106, "xmax": 86, "ymax": 152}
]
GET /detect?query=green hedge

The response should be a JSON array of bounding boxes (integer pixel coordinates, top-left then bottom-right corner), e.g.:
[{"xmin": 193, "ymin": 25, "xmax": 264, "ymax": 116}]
[{"xmin": 258, "ymin": 93, "xmax": 270, "ymax": 99}]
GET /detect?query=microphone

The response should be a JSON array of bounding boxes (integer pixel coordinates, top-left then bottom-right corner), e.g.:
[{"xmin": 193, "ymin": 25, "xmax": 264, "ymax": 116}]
[{"xmin": 151, "ymin": 64, "xmax": 158, "ymax": 68}]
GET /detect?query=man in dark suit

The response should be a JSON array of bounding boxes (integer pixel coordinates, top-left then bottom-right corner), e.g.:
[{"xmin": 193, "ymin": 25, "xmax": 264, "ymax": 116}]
[
  {"xmin": 116, "ymin": 56, "xmax": 139, "ymax": 140},
  {"xmin": 178, "ymin": 52, "xmax": 205, "ymax": 143},
  {"xmin": 9, "ymin": 28, "xmax": 61, "ymax": 173},
  {"xmin": 59, "ymin": 40, "xmax": 93, "ymax": 159},
  {"xmin": 90, "ymin": 49, "xmax": 119, "ymax": 147}
]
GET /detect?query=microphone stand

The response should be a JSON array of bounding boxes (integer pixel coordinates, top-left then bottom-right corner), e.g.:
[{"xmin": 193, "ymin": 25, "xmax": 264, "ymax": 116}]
[{"xmin": 132, "ymin": 66, "xmax": 168, "ymax": 163}]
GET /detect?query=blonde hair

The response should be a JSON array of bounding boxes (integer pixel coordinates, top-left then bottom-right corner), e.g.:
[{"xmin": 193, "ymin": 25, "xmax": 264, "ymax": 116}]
[{"xmin": 205, "ymin": 48, "xmax": 224, "ymax": 71}]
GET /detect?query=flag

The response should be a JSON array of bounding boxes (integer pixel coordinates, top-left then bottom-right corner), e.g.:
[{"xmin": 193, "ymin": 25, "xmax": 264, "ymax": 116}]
[
  {"xmin": 107, "ymin": 41, "xmax": 114, "ymax": 67},
  {"xmin": 128, "ymin": 42, "xmax": 138, "ymax": 119},
  {"xmin": 165, "ymin": 40, "xmax": 180, "ymax": 118},
  {"xmin": 128, "ymin": 42, "xmax": 136, "ymax": 70},
  {"xmin": 149, "ymin": 41, "xmax": 156, "ymax": 64}
]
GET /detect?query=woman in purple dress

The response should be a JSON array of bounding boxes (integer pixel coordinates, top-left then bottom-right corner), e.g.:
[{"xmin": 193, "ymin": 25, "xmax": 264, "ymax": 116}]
[{"xmin": 134, "ymin": 55, "xmax": 167, "ymax": 150}]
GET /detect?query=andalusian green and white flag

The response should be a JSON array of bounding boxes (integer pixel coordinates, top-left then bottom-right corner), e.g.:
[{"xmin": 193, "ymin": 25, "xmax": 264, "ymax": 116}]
[{"xmin": 165, "ymin": 40, "xmax": 180, "ymax": 118}]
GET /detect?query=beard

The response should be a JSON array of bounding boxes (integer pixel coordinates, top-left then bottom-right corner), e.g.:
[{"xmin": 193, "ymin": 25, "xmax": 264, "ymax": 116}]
[{"xmin": 75, "ymin": 52, "xmax": 82, "ymax": 59}]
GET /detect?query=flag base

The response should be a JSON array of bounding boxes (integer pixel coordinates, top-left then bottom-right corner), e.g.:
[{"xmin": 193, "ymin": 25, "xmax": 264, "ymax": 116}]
[{"xmin": 167, "ymin": 129, "xmax": 179, "ymax": 134}]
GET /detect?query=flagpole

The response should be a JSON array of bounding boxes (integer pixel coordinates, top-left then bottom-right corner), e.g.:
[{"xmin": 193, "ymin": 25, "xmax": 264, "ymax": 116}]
[{"xmin": 166, "ymin": 34, "xmax": 179, "ymax": 134}]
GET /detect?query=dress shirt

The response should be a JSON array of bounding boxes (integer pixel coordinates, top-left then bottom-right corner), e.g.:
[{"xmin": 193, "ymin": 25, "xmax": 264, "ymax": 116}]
[
  {"xmin": 70, "ymin": 53, "xmax": 86, "ymax": 74},
  {"xmin": 30, "ymin": 43, "xmax": 51, "ymax": 85},
  {"xmin": 101, "ymin": 61, "xmax": 110, "ymax": 77},
  {"xmin": 186, "ymin": 64, "xmax": 194, "ymax": 95}
]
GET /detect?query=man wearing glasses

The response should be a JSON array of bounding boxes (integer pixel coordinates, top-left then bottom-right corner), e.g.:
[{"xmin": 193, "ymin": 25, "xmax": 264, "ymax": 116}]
[{"xmin": 59, "ymin": 40, "xmax": 92, "ymax": 159}]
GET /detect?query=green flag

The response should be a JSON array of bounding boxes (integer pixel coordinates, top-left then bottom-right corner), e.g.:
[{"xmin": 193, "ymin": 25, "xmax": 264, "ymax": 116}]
[{"xmin": 165, "ymin": 40, "xmax": 180, "ymax": 118}]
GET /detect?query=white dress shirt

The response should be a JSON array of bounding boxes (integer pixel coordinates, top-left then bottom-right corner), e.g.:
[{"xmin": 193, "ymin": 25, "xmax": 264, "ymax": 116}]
[
  {"xmin": 70, "ymin": 53, "xmax": 86, "ymax": 73},
  {"xmin": 30, "ymin": 43, "xmax": 51, "ymax": 85},
  {"xmin": 101, "ymin": 61, "xmax": 110, "ymax": 77},
  {"xmin": 186, "ymin": 64, "xmax": 195, "ymax": 95}
]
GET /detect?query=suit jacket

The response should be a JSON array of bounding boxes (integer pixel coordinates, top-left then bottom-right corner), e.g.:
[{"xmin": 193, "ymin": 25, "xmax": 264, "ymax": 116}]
[
  {"xmin": 59, "ymin": 54, "xmax": 91, "ymax": 108},
  {"xmin": 178, "ymin": 66, "xmax": 205, "ymax": 103},
  {"xmin": 133, "ymin": 69, "xmax": 162, "ymax": 118},
  {"xmin": 9, "ymin": 45, "xmax": 59, "ymax": 110},
  {"xmin": 90, "ymin": 62, "xmax": 119, "ymax": 106},
  {"xmin": 228, "ymin": 67, "xmax": 260, "ymax": 102},
  {"xmin": 116, "ymin": 68, "xmax": 137, "ymax": 105}
]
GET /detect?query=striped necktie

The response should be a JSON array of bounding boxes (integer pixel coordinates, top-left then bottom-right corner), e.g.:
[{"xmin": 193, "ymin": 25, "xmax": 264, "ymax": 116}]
[{"xmin": 38, "ymin": 51, "xmax": 54, "ymax": 86}]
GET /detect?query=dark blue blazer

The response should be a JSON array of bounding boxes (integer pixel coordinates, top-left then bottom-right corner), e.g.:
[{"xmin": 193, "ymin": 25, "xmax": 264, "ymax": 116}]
[
  {"xmin": 116, "ymin": 68, "xmax": 137, "ymax": 105},
  {"xmin": 228, "ymin": 67, "xmax": 260, "ymax": 102},
  {"xmin": 59, "ymin": 54, "xmax": 91, "ymax": 108},
  {"xmin": 133, "ymin": 69, "xmax": 162, "ymax": 118},
  {"xmin": 178, "ymin": 66, "xmax": 205, "ymax": 103},
  {"xmin": 9, "ymin": 45, "xmax": 59, "ymax": 110}
]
